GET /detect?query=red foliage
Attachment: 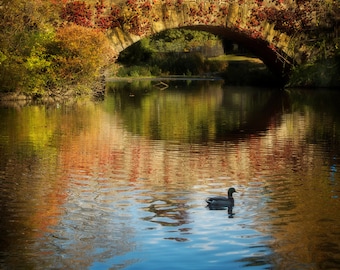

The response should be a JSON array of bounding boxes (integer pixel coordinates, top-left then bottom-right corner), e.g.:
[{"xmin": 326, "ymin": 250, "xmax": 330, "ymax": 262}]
[
  {"xmin": 250, "ymin": 0, "xmax": 328, "ymax": 35},
  {"xmin": 59, "ymin": 0, "xmax": 334, "ymax": 41},
  {"xmin": 141, "ymin": 1, "xmax": 152, "ymax": 10},
  {"xmin": 176, "ymin": 0, "xmax": 183, "ymax": 7},
  {"xmin": 220, "ymin": 6, "xmax": 228, "ymax": 16},
  {"xmin": 258, "ymin": 6, "xmax": 313, "ymax": 35},
  {"xmin": 61, "ymin": 1, "xmax": 93, "ymax": 27},
  {"xmin": 109, "ymin": 5, "xmax": 124, "ymax": 29},
  {"xmin": 209, "ymin": 4, "xmax": 216, "ymax": 13},
  {"xmin": 126, "ymin": 0, "xmax": 138, "ymax": 10},
  {"xmin": 164, "ymin": 0, "xmax": 172, "ymax": 7}
]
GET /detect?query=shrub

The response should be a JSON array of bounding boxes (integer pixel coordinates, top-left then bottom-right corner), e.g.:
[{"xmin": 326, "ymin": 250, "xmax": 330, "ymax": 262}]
[
  {"xmin": 288, "ymin": 57, "xmax": 340, "ymax": 88},
  {"xmin": 53, "ymin": 24, "xmax": 114, "ymax": 84},
  {"xmin": 117, "ymin": 65, "xmax": 153, "ymax": 77}
]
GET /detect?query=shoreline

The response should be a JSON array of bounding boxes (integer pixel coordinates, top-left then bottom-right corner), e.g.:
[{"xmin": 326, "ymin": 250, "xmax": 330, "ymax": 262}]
[
  {"xmin": 106, "ymin": 75, "xmax": 224, "ymax": 82},
  {"xmin": 0, "ymin": 76, "xmax": 224, "ymax": 104}
]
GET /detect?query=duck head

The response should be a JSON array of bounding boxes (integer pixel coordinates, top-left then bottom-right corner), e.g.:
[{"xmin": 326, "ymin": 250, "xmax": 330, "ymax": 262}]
[{"xmin": 228, "ymin": 187, "xmax": 237, "ymax": 198}]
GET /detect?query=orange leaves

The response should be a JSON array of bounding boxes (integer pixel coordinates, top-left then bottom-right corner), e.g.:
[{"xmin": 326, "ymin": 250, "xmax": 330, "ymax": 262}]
[{"xmin": 55, "ymin": 24, "xmax": 114, "ymax": 81}]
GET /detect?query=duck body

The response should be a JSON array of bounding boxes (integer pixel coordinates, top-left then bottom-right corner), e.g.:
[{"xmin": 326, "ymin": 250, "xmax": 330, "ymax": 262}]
[
  {"xmin": 206, "ymin": 187, "xmax": 237, "ymax": 210},
  {"xmin": 206, "ymin": 196, "xmax": 234, "ymax": 207}
]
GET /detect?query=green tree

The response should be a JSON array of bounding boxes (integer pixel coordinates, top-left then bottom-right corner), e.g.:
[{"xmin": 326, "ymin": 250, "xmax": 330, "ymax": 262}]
[{"xmin": 0, "ymin": 0, "xmax": 60, "ymax": 93}]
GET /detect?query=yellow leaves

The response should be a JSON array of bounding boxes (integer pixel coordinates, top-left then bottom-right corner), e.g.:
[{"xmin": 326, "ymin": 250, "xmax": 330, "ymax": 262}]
[
  {"xmin": 55, "ymin": 24, "xmax": 115, "ymax": 81},
  {"xmin": 0, "ymin": 51, "xmax": 7, "ymax": 64},
  {"xmin": 24, "ymin": 46, "xmax": 51, "ymax": 71}
]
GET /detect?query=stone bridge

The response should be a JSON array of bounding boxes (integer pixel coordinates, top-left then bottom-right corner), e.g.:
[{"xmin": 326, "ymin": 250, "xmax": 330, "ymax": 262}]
[{"xmin": 63, "ymin": 0, "xmax": 335, "ymax": 79}]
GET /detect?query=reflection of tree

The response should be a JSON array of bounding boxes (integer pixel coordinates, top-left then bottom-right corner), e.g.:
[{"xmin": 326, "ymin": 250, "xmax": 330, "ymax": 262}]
[
  {"xmin": 108, "ymin": 80, "xmax": 224, "ymax": 142},
  {"xmin": 246, "ymin": 92, "xmax": 340, "ymax": 269},
  {"xmin": 0, "ymin": 106, "xmax": 67, "ymax": 268},
  {"xmin": 1, "ymin": 86, "xmax": 340, "ymax": 268},
  {"xmin": 108, "ymin": 81, "xmax": 288, "ymax": 143}
]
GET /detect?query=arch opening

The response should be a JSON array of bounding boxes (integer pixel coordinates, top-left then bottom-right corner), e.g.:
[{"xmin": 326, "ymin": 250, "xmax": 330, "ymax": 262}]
[
  {"xmin": 114, "ymin": 27, "xmax": 289, "ymax": 86},
  {"xmin": 182, "ymin": 25, "xmax": 293, "ymax": 80}
]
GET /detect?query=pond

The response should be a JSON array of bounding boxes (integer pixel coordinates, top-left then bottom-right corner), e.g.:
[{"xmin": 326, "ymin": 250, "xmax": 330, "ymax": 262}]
[{"xmin": 0, "ymin": 80, "xmax": 340, "ymax": 269}]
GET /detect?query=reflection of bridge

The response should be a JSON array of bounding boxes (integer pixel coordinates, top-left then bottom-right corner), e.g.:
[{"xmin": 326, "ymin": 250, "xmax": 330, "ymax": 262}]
[{"xmin": 62, "ymin": 0, "xmax": 335, "ymax": 78}]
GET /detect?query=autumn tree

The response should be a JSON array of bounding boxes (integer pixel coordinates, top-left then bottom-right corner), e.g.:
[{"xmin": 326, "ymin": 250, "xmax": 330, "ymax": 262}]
[
  {"xmin": 0, "ymin": 0, "xmax": 61, "ymax": 93},
  {"xmin": 52, "ymin": 24, "xmax": 114, "ymax": 85},
  {"xmin": 0, "ymin": 0, "xmax": 115, "ymax": 96}
]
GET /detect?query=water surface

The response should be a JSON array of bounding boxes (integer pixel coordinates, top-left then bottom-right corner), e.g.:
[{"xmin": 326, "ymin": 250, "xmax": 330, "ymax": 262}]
[{"xmin": 1, "ymin": 81, "xmax": 340, "ymax": 269}]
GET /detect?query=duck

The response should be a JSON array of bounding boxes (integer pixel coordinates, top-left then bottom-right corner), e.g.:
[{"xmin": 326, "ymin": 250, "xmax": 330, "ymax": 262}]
[{"xmin": 206, "ymin": 187, "xmax": 237, "ymax": 210}]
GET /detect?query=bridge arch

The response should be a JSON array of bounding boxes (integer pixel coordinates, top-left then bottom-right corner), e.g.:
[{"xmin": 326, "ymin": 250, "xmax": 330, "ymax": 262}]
[
  {"xmin": 62, "ymin": 0, "xmax": 319, "ymax": 79},
  {"xmin": 114, "ymin": 24, "xmax": 292, "ymax": 80},
  {"xmin": 183, "ymin": 24, "xmax": 292, "ymax": 79},
  {"xmin": 104, "ymin": 0, "xmax": 311, "ymax": 79}
]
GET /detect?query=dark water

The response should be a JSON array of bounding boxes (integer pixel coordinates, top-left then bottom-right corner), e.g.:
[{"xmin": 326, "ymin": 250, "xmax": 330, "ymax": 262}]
[{"xmin": 0, "ymin": 80, "xmax": 340, "ymax": 269}]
